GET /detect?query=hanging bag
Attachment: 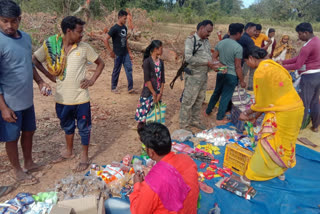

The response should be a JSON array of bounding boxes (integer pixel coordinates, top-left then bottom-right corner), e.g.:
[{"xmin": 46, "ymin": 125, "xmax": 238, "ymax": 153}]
[
  {"xmin": 146, "ymin": 102, "xmax": 167, "ymax": 124},
  {"xmin": 231, "ymin": 86, "xmax": 254, "ymax": 132},
  {"xmin": 231, "ymin": 86, "xmax": 251, "ymax": 110}
]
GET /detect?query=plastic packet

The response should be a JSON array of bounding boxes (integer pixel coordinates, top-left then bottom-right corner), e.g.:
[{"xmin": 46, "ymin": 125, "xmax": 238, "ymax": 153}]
[
  {"xmin": 0, "ymin": 193, "xmax": 34, "ymax": 214},
  {"xmin": 32, "ymin": 192, "xmax": 57, "ymax": 204},
  {"xmin": 195, "ymin": 128, "xmax": 240, "ymax": 146},
  {"xmin": 132, "ymin": 159, "xmax": 142, "ymax": 172},
  {"xmin": 102, "ymin": 165, "xmax": 125, "ymax": 179},
  {"xmin": 141, "ymin": 143, "xmax": 147, "ymax": 156},
  {"xmin": 122, "ymin": 154, "xmax": 132, "ymax": 166},
  {"xmin": 111, "ymin": 161, "xmax": 130, "ymax": 173},
  {"xmin": 146, "ymin": 159, "xmax": 156, "ymax": 167},
  {"xmin": 172, "ymin": 142, "xmax": 194, "ymax": 154},
  {"xmin": 25, "ymin": 202, "xmax": 53, "ymax": 214},
  {"xmin": 171, "ymin": 129, "xmax": 193, "ymax": 142},
  {"xmin": 244, "ymin": 122, "xmax": 255, "ymax": 143},
  {"xmin": 108, "ymin": 179, "xmax": 124, "ymax": 196},
  {"xmin": 55, "ymin": 175, "xmax": 108, "ymax": 201},
  {"xmin": 109, "ymin": 173, "xmax": 133, "ymax": 196}
]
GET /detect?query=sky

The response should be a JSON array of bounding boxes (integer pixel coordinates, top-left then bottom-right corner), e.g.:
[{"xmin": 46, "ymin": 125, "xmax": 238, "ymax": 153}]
[{"xmin": 243, "ymin": 0, "xmax": 255, "ymax": 8}]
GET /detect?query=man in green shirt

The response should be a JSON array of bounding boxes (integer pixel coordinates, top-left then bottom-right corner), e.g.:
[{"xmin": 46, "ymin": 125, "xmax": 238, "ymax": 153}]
[{"xmin": 205, "ymin": 23, "xmax": 246, "ymax": 125}]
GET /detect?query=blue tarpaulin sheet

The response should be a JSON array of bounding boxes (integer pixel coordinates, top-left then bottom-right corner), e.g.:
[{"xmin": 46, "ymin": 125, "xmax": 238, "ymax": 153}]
[{"xmin": 194, "ymin": 143, "xmax": 320, "ymax": 214}]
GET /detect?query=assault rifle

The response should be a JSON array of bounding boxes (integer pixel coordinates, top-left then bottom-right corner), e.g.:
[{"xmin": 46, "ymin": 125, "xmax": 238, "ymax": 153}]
[{"xmin": 170, "ymin": 35, "xmax": 202, "ymax": 89}]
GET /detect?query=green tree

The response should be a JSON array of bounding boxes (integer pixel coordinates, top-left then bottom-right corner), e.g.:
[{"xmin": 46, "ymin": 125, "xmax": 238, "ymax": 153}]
[
  {"xmin": 247, "ymin": 0, "xmax": 320, "ymax": 22},
  {"xmin": 220, "ymin": 0, "xmax": 243, "ymax": 15},
  {"xmin": 184, "ymin": 0, "xmax": 206, "ymax": 16},
  {"xmin": 134, "ymin": 0, "xmax": 164, "ymax": 11}
]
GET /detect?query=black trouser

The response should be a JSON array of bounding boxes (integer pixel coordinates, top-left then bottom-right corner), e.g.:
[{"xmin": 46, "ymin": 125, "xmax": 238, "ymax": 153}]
[
  {"xmin": 206, "ymin": 74, "xmax": 238, "ymax": 120},
  {"xmin": 299, "ymin": 73, "xmax": 320, "ymax": 128}
]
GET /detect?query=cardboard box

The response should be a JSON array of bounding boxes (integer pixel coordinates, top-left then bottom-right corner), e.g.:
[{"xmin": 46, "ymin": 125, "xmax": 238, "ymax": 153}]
[
  {"xmin": 97, "ymin": 197, "xmax": 105, "ymax": 214},
  {"xmin": 51, "ymin": 196, "xmax": 105, "ymax": 214},
  {"xmin": 50, "ymin": 205, "xmax": 75, "ymax": 214}
]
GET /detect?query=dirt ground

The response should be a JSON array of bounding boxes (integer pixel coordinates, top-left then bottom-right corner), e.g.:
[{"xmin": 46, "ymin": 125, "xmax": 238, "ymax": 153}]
[
  {"xmin": 0, "ymin": 31, "xmax": 219, "ymax": 201},
  {"xmin": 0, "ymin": 22, "xmax": 319, "ymax": 202}
]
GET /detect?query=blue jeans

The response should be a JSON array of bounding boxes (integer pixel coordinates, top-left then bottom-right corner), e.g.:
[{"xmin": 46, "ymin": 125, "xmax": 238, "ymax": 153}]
[
  {"xmin": 112, "ymin": 53, "xmax": 133, "ymax": 90},
  {"xmin": 104, "ymin": 198, "xmax": 131, "ymax": 214}
]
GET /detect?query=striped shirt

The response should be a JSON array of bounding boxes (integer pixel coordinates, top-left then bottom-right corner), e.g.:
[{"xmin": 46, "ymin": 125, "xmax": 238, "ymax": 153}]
[{"xmin": 34, "ymin": 41, "xmax": 99, "ymax": 105}]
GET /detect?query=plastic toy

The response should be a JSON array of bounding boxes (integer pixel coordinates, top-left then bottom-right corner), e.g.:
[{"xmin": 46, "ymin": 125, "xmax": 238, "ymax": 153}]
[
  {"xmin": 189, "ymin": 152, "xmax": 214, "ymax": 163},
  {"xmin": 200, "ymin": 163, "xmax": 206, "ymax": 169}
]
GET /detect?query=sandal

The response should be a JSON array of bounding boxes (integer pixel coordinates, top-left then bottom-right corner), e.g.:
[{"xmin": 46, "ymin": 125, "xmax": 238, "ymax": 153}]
[
  {"xmin": 311, "ymin": 126, "xmax": 319, "ymax": 133},
  {"xmin": 73, "ymin": 161, "xmax": 91, "ymax": 173},
  {"xmin": 203, "ymin": 110, "xmax": 210, "ymax": 117},
  {"xmin": 51, "ymin": 154, "xmax": 75, "ymax": 164},
  {"xmin": 14, "ymin": 175, "xmax": 39, "ymax": 186},
  {"xmin": 23, "ymin": 164, "xmax": 52, "ymax": 173},
  {"xmin": 298, "ymin": 137, "xmax": 317, "ymax": 148},
  {"xmin": 128, "ymin": 89, "xmax": 136, "ymax": 94},
  {"xmin": 199, "ymin": 182, "xmax": 214, "ymax": 194},
  {"xmin": 216, "ymin": 119, "xmax": 231, "ymax": 126},
  {"xmin": 111, "ymin": 89, "xmax": 120, "ymax": 94},
  {"xmin": 0, "ymin": 186, "xmax": 14, "ymax": 197},
  {"xmin": 278, "ymin": 174, "xmax": 285, "ymax": 181}
]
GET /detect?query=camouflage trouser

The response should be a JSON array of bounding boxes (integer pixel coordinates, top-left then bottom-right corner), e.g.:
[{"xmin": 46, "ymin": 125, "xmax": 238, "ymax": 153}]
[
  {"xmin": 179, "ymin": 75, "xmax": 207, "ymax": 128},
  {"xmin": 243, "ymin": 62, "xmax": 256, "ymax": 90}
]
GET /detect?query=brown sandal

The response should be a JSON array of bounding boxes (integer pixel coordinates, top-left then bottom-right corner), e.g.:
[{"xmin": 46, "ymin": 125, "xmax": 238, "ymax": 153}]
[
  {"xmin": 23, "ymin": 164, "xmax": 52, "ymax": 173},
  {"xmin": 73, "ymin": 161, "xmax": 91, "ymax": 173},
  {"xmin": 199, "ymin": 182, "xmax": 214, "ymax": 194},
  {"xmin": 14, "ymin": 175, "xmax": 39, "ymax": 186},
  {"xmin": 216, "ymin": 119, "xmax": 231, "ymax": 126},
  {"xmin": 51, "ymin": 154, "xmax": 75, "ymax": 164}
]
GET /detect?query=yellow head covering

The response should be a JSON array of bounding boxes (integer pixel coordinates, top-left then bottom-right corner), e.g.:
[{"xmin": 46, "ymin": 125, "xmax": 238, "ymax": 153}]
[
  {"xmin": 280, "ymin": 35, "xmax": 291, "ymax": 46},
  {"xmin": 273, "ymin": 35, "xmax": 295, "ymax": 60},
  {"xmin": 251, "ymin": 59, "xmax": 303, "ymax": 112}
]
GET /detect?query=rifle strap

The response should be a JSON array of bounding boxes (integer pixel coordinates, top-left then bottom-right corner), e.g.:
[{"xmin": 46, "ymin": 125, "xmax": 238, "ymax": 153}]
[{"xmin": 192, "ymin": 35, "xmax": 202, "ymax": 56}]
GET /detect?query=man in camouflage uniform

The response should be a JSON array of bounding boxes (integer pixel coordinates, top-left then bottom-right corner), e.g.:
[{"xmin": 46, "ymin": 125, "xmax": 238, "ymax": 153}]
[{"xmin": 180, "ymin": 20, "xmax": 217, "ymax": 131}]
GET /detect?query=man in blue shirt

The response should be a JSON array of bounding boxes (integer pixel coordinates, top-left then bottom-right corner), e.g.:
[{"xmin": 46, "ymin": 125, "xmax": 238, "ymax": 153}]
[{"xmin": 0, "ymin": 0, "xmax": 51, "ymax": 185}]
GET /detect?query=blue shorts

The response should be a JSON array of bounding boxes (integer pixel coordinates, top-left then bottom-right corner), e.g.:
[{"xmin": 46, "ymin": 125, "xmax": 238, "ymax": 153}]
[
  {"xmin": 0, "ymin": 105, "xmax": 36, "ymax": 142},
  {"xmin": 56, "ymin": 102, "xmax": 91, "ymax": 146}
]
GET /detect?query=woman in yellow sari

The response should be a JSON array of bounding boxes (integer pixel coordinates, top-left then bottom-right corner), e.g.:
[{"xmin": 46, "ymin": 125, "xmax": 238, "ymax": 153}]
[{"xmin": 239, "ymin": 47, "xmax": 304, "ymax": 184}]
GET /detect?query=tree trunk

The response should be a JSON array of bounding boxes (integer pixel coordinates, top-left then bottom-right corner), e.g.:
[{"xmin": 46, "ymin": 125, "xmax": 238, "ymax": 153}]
[
  {"xmin": 178, "ymin": 0, "xmax": 185, "ymax": 7},
  {"xmin": 128, "ymin": 41, "xmax": 148, "ymax": 53}
]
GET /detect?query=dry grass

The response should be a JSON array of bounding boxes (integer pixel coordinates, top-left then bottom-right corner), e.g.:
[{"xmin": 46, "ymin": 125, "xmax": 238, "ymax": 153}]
[
  {"xmin": 1, "ymin": 14, "xmax": 320, "ymax": 203},
  {"xmin": 20, "ymin": 11, "xmax": 320, "ymax": 58}
]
